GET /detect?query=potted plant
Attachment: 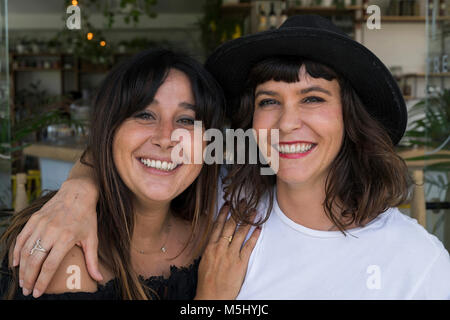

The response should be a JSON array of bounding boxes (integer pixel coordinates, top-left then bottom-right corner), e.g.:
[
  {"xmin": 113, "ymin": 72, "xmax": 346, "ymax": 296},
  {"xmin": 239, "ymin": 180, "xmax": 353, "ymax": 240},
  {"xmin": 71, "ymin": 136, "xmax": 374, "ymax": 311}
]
[
  {"xmin": 403, "ymin": 89, "xmax": 450, "ymax": 170},
  {"xmin": 81, "ymin": 0, "xmax": 158, "ymax": 28},
  {"xmin": 15, "ymin": 37, "xmax": 29, "ymax": 54},
  {"xmin": 47, "ymin": 38, "xmax": 61, "ymax": 54},
  {"xmin": 402, "ymin": 89, "xmax": 450, "ymax": 243},
  {"xmin": 117, "ymin": 40, "xmax": 128, "ymax": 54}
]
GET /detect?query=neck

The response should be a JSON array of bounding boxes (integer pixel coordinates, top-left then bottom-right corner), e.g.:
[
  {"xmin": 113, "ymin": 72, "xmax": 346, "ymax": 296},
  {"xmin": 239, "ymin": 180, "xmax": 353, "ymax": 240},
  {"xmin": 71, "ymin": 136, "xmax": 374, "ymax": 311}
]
[
  {"xmin": 276, "ymin": 177, "xmax": 338, "ymax": 231},
  {"xmin": 132, "ymin": 198, "xmax": 172, "ymax": 246}
]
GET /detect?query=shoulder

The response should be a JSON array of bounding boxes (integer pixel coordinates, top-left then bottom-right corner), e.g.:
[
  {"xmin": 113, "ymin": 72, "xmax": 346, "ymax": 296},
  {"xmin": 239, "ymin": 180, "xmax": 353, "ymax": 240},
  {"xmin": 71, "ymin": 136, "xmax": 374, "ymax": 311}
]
[
  {"xmin": 380, "ymin": 207, "xmax": 447, "ymax": 260},
  {"xmin": 45, "ymin": 246, "xmax": 98, "ymax": 294}
]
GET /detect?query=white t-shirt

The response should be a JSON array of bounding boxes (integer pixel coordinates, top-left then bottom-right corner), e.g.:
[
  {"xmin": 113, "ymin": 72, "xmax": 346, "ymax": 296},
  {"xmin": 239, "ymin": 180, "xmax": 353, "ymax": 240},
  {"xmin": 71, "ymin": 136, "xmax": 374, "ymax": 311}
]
[{"xmin": 229, "ymin": 188, "xmax": 450, "ymax": 300}]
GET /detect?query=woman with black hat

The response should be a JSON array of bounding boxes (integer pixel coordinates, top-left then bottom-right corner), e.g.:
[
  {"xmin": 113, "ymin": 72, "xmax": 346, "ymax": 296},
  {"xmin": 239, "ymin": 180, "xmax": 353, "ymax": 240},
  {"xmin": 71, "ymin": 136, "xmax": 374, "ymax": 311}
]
[{"xmin": 10, "ymin": 15, "xmax": 450, "ymax": 299}]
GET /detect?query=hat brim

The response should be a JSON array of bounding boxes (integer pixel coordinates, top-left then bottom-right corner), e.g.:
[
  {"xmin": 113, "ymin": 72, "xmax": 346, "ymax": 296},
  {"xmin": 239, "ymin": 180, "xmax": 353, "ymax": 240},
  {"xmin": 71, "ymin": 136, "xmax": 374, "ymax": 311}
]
[{"xmin": 205, "ymin": 27, "xmax": 407, "ymax": 145}]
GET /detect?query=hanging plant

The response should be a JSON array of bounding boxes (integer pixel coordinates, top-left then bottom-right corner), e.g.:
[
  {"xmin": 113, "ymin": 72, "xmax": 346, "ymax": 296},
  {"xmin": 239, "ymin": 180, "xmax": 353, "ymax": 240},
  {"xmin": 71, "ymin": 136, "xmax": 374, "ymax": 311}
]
[
  {"xmin": 77, "ymin": 0, "xmax": 158, "ymax": 28},
  {"xmin": 198, "ymin": 0, "xmax": 244, "ymax": 55}
]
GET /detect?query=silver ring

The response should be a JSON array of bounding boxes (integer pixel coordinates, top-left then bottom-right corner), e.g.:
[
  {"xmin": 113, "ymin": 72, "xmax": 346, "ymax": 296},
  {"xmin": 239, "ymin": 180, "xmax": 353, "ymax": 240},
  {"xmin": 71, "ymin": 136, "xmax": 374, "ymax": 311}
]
[{"xmin": 30, "ymin": 239, "xmax": 47, "ymax": 255}]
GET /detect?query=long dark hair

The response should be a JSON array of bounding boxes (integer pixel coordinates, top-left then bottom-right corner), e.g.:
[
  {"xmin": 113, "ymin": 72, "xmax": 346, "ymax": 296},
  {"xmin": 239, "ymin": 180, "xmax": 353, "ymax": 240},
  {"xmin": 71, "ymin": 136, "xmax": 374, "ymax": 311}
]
[
  {"xmin": 223, "ymin": 56, "xmax": 412, "ymax": 232},
  {"xmin": 1, "ymin": 48, "xmax": 225, "ymax": 299}
]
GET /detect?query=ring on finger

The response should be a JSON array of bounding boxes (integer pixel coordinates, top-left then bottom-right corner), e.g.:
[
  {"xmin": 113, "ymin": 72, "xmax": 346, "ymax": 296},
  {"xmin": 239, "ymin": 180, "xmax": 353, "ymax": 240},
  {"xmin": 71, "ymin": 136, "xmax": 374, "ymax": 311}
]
[
  {"xmin": 30, "ymin": 239, "xmax": 47, "ymax": 256},
  {"xmin": 222, "ymin": 235, "xmax": 233, "ymax": 243}
]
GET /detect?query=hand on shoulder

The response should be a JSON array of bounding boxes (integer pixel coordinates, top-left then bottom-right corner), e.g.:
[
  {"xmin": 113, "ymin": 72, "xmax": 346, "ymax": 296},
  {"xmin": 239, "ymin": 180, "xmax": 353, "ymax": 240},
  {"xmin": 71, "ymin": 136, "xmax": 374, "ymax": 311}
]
[{"xmin": 45, "ymin": 246, "xmax": 98, "ymax": 295}]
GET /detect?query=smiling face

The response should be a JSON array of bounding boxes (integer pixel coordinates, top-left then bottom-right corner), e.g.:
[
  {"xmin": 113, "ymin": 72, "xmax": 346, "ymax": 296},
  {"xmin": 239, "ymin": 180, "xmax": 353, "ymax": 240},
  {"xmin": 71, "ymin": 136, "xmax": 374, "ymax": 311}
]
[
  {"xmin": 252, "ymin": 66, "xmax": 344, "ymax": 188},
  {"xmin": 112, "ymin": 68, "xmax": 205, "ymax": 208}
]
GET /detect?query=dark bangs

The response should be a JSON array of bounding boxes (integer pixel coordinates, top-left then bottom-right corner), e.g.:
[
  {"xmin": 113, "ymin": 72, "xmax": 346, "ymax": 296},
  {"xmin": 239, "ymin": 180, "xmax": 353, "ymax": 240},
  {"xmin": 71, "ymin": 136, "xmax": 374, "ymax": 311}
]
[
  {"xmin": 234, "ymin": 56, "xmax": 339, "ymax": 128},
  {"xmin": 246, "ymin": 56, "xmax": 338, "ymax": 89},
  {"xmin": 93, "ymin": 48, "xmax": 224, "ymax": 133}
]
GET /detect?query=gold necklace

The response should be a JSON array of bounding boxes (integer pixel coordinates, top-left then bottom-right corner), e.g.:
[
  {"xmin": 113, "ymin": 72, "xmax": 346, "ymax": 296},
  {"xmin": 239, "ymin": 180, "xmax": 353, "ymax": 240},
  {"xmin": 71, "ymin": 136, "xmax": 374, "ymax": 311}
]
[{"xmin": 132, "ymin": 215, "xmax": 172, "ymax": 255}]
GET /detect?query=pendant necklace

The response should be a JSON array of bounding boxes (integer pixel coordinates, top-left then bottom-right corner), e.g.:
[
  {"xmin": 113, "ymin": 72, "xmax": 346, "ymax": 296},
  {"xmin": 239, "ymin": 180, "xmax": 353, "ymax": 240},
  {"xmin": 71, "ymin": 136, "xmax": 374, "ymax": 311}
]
[{"xmin": 132, "ymin": 215, "xmax": 172, "ymax": 254}]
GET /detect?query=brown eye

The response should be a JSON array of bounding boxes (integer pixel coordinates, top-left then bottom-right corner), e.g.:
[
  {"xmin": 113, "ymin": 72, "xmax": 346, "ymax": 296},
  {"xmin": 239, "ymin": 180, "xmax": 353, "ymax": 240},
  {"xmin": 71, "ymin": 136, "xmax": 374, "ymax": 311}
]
[
  {"xmin": 258, "ymin": 99, "xmax": 279, "ymax": 107},
  {"xmin": 178, "ymin": 118, "xmax": 195, "ymax": 125},
  {"xmin": 134, "ymin": 111, "xmax": 155, "ymax": 120},
  {"xmin": 302, "ymin": 96, "xmax": 325, "ymax": 103}
]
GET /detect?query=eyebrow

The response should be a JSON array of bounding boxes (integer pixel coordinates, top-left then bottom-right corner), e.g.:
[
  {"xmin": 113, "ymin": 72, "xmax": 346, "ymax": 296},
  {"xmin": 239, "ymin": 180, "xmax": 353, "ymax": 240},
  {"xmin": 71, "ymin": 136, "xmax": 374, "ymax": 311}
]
[
  {"xmin": 151, "ymin": 99, "xmax": 196, "ymax": 111},
  {"xmin": 255, "ymin": 90, "xmax": 279, "ymax": 98},
  {"xmin": 255, "ymin": 86, "xmax": 333, "ymax": 98},
  {"xmin": 179, "ymin": 102, "xmax": 196, "ymax": 111},
  {"xmin": 300, "ymin": 86, "xmax": 332, "ymax": 96}
]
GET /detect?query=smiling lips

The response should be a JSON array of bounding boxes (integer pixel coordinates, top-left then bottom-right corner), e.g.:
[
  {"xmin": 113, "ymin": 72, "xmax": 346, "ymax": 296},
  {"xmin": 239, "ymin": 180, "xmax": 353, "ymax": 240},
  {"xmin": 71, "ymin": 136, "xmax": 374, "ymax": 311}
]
[
  {"xmin": 138, "ymin": 142, "xmax": 315, "ymax": 169},
  {"xmin": 276, "ymin": 142, "xmax": 317, "ymax": 159},
  {"xmin": 139, "ymin": 157, "xmax": 180, "ymax": 172}
]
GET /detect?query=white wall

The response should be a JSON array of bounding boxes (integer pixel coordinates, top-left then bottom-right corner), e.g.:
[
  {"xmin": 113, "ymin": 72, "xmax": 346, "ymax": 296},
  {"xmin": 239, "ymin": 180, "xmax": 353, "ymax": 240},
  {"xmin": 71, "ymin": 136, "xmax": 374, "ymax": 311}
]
[{"xmin": 358, "ymin": 22, "xmax": 427, "ymax": 74}]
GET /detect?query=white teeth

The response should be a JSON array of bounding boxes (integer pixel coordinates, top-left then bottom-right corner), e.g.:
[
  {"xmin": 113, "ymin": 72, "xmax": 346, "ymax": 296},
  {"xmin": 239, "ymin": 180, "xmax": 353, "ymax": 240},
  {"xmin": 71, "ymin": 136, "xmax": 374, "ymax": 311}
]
[
  {"xmin": 278, "ymin": 143, "xmax": 315, "ymax": 154},
  {"xmin": 140, "ymin": 158, "xmax": 178, "ymax": 171}
]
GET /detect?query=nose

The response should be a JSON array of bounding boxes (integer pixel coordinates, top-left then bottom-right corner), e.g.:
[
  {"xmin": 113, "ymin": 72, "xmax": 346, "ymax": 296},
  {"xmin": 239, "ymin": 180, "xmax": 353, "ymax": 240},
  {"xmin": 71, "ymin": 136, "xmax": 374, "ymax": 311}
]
[
  {"xmin": 150, "ymin": 120, "xmax": 177, "ymax": 150},
  {"xmin": 278, "ymin": 104, "xmax": 303, "ymax": 134}
]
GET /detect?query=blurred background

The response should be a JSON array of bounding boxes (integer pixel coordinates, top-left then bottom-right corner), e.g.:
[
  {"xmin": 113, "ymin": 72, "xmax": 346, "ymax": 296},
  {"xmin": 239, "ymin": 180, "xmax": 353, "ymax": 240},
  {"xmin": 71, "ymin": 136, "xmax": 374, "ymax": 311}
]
[{"xmin": 0, "ymin": 0, "xmax": 449, "ymax": 252}]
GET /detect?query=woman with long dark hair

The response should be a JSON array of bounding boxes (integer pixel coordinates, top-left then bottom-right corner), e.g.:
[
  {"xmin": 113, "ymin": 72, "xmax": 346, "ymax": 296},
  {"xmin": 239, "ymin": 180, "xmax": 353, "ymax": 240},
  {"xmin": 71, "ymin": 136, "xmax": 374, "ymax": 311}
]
[
  {"xmin": 8, "ymin": 15, "xmax": 450, "ymax": 299},
  {"xmin": 0, "ymin": 48, "xmax": 259, "ymax": 299}
]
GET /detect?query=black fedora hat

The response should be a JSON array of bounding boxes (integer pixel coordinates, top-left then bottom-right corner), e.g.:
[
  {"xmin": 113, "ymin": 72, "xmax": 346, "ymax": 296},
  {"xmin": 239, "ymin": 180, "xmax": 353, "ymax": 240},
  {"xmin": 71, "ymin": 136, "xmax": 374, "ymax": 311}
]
[{"xmin": 205, "ymin": 14, "xmax": 407, "ymax": 146}]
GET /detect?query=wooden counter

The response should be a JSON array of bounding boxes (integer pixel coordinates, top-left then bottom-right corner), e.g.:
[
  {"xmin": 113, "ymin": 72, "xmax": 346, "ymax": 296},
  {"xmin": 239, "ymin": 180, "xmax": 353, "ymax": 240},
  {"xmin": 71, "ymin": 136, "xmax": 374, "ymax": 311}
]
[
  {"xmin": 22, "ymin": 140, "xmax": 87, "ymax": 191},
  {"xmin": 23, "ymin": 141, "xmax": 86, "ymax": 163}
]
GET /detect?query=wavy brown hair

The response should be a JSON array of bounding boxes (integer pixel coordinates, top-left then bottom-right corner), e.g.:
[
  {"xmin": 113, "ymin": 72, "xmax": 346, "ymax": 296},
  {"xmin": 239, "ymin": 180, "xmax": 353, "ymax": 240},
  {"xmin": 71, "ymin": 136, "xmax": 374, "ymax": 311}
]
[
  {"xmin": 223, "ymin": 56, "xmax": 413, "ymax": 232},
  {"xmin": 1, "ymin": 48, "xmax": 225, "ymax": 299}
]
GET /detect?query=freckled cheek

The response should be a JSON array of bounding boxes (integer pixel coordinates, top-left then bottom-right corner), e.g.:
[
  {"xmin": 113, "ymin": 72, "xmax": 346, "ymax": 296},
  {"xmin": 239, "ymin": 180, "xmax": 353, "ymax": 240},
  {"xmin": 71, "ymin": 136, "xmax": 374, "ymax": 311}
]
[
  {"xmin": 253, "ymin": 111, "xmax": 278, "ymax": 145},
  {"xmin": 112, "ymin": 125, "xmax": 155, "ymax": 169},
  {"xmin": 314, "ymin": 111, "xmax": 344, "ymax": 158}
]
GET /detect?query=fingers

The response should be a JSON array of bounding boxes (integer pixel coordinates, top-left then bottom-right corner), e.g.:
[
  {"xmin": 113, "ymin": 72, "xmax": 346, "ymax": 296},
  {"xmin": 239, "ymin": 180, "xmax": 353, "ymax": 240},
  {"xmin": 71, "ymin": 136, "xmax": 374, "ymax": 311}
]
[
  {"xmin": 32, "ymin": 240, "xmax": 74, "ymax": 298},
  {"xmin": 217, "ymin": 214, "xmax": 238, "ymax": 249},
  {"xmin": 82, "ymin": 236, "xmax": 103, "ymax": 282},
  {"xmin": 209, "ymin": 203, "xmax": 229, "ymax": 243},
  {"xmin": 240, "ymin": 225, "xmax": 261, "ymax": 260},
  {"xmin": 229, "ymin": 210, "xmax": 257, "ymax": 253},
  {"xmin": 13, "ymin": 214, "xmax": 39, "ymax": 267},
  {"xmin": 20, "ymin": 235, "xmax": 54, "ymax": 296}
]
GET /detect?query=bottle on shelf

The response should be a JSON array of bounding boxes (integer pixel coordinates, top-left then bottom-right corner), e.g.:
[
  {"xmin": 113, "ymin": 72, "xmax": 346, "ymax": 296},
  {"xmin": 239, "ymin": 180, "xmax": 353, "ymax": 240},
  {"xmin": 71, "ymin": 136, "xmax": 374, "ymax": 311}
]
[
  {"xmin": 232, "ymin": 24, "xmax": 242, "ymax": 39},
  {"xmin": 440, "ymin": 0, "xmax": 447, "ymax": 16},
  {"xmin": 258, "ymin": 3, "xmax": 268, "ymax": 32},
  {"xmin": 268, "ymin": 2, "xmax": 277, "ymax": 30},
  {"xmin": 14, "ymin": 173, "xmax": 28, "ymax": 214}
]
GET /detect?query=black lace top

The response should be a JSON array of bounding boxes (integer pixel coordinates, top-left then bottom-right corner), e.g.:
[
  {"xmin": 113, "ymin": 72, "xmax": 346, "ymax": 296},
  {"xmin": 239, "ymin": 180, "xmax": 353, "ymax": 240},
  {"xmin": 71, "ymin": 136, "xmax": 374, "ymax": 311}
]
[{"xmin": 0, "ymin": 257, "xmax": 200, "ymax": 300}]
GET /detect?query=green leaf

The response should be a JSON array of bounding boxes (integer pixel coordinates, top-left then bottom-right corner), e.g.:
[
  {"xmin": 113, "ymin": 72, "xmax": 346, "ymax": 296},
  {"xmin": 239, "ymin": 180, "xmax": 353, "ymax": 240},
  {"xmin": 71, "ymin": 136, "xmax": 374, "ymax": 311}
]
[{"xmin": 405, "ymin": 154, "xmax": 450, "ymax": 161}]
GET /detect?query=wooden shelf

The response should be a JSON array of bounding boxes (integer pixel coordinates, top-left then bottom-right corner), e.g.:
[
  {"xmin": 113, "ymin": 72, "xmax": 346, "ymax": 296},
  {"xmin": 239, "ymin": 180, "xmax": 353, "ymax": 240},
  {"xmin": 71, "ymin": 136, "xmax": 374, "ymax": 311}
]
[
  {"xmin": 401, "ymin": 72, "xmax": 450, "ymax": 78},
  {"xmin": 10, "ymin": 52, "xmax": 61, "ymax": 57},
  {"xmin": 359, "ymin": 16, "xmax": 450, "ymax": 23},
  {"xmin": 79, "ymin": 69, "xmax": 109, "ymax": 73},
  {"xmin": 288, "ymin": 5, "xmax": 362, "ymax": 15},
  {"xmin": 13, "ymin": 67, "xmax": 61, "ymax": 72},
  {"xmin": 220, "ymin": 3, "xmax": 252, "ymax": 14}
]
